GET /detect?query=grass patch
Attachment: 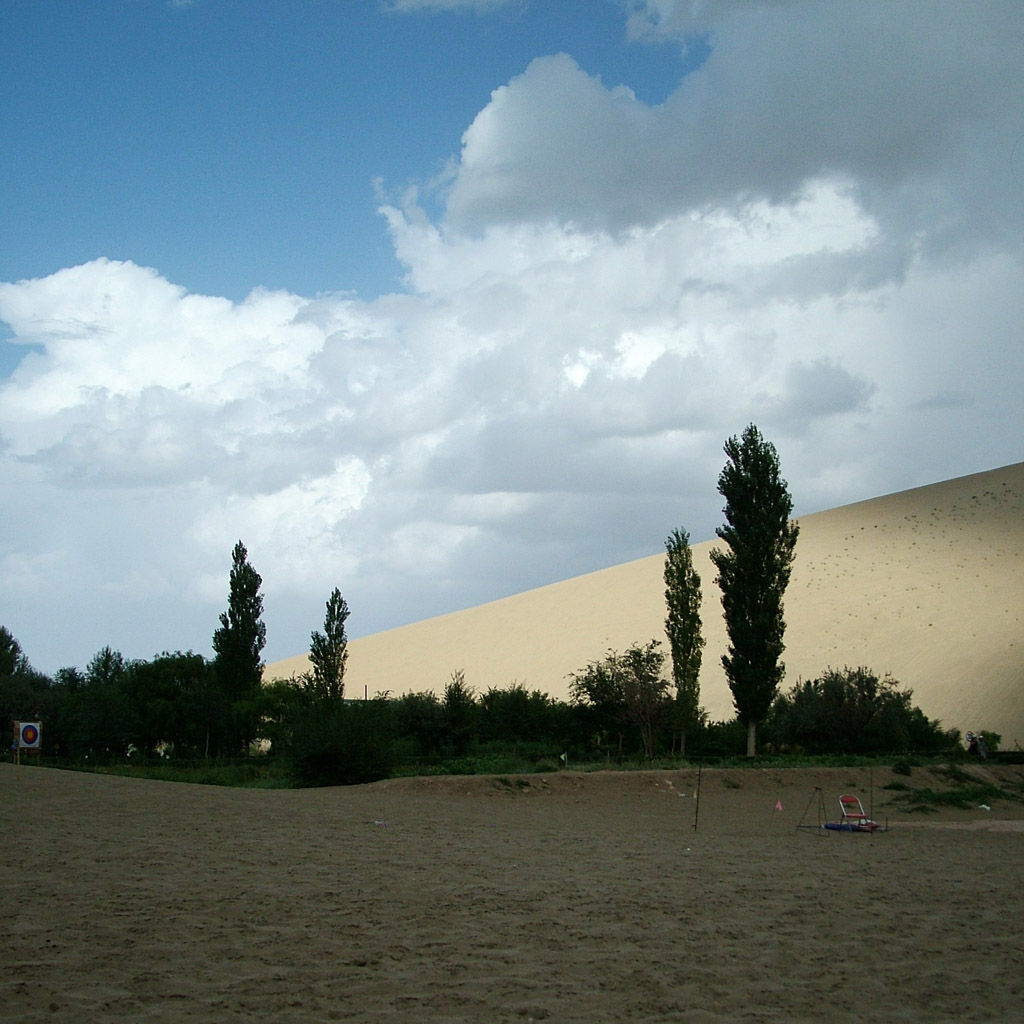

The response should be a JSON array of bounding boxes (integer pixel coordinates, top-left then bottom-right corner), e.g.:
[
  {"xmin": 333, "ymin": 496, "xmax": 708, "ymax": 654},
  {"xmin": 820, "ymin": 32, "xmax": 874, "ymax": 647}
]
[
  {"xmin": 691, "ymin": 753, "xmax": 901, "ymax": 770},
  {"xmin": 881, "ymin": 758, "xmax": 1024, "ymax": 812},
  {"xmin": 60, "ymin": 759, "xmax": 289, "ymax": 788},
  {"xmin": 931, "ymin": 763, "xmax": 973, "ymax": 784},
  {"xmin": 886, "ymin": 782, "xmax": 1016, "ymax": 811},
  {"xmin": 494, "ymin": 776, "xmax": 532, "ymax": 791},
  {"xmin": 392, "ymin": 754, "xmax": 536, "ymax": 778}
]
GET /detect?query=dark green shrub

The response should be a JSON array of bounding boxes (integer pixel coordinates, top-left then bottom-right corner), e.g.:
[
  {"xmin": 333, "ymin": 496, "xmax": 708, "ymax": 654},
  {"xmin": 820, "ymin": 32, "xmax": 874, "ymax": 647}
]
[
  {"xmin": 689, "ymin": 717, "xmax": 748, "ymax": 758},
  {"xmin": 441, "ymin": 671, "xmax": 478, "ymax": 756},
  {"xmin": 393, "ymin": 691, "xmax": 445, "ymax": 756},
  {"xmin": 769, "ymin": 667, "xmax": 947, "ymax": 756},
  {"xmin": 479, "ymin": 684, "xmax": 565, "ymax": 746},
  {"xmin": 287, "ymin": 698, "xmax": 394, "ymax": 787},
  {"xmin": 992, "ymin": 750, "xmax": 1024, "ymax": 765}
]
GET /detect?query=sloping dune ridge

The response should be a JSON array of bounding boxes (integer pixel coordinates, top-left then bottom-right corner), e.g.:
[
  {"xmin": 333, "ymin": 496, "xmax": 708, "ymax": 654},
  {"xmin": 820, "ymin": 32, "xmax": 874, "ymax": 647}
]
[{"xmin": 267, "ymin": 463, "xmax": 1024, "ymax": 744}]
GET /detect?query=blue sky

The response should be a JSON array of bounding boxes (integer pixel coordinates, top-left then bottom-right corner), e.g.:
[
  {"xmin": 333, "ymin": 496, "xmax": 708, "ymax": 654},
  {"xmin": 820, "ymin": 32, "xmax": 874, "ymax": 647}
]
[
  {"xmin": 2, "ymin": 0, "xmax": 1023, "ymax": 675},
  {"xmin": 1, "ymin": 1, "xmax": 695, "ymax": 306}
]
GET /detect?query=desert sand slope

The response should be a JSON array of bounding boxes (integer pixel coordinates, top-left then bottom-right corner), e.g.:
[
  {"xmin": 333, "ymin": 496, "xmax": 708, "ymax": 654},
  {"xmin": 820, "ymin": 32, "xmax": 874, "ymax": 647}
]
[{"xmin": 267, "ymin": 462, "xmax": 1024, "ymax": 744}]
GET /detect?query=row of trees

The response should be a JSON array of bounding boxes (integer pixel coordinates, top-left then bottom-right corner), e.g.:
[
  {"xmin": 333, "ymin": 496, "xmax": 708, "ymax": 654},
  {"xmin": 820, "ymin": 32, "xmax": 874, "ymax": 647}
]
[
  {"xmin": 0, "ymin": 637, "xmax": 952, "ymax": 776},
  {"xmin": 655, "ymin": 423, "xmax": 798, "ymax": 758},
  {"xmin": 1, "ymin": 634, "xmax": 218, "ymax": 760},
  {"xmin": 3, "ymin": 423, "xmax": 955, "ymax": 779},
  {"xmin": 573, "ymin": 424, "xmax": 959, "ymax": 760},
  {"xmin": 275, "ymin": 418, "xmax": 800, "ymax": 769},
  {"xmin": 1, "ymin": 540, "xmax": 294, "ymax": 761},
  {"xmin": 569, "ymin": 647, "xmax": 950, "ymax": 760},
  {"xmin": 281, "ymin": 661, "xmax": 955, "ymax": 786}
]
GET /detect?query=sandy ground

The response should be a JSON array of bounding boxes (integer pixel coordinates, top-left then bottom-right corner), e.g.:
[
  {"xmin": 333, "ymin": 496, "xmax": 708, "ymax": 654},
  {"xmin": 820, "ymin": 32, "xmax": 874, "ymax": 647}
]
[{"xmin": 3, "ymin": 762, "xmax": 1023, "ymax": 1024}]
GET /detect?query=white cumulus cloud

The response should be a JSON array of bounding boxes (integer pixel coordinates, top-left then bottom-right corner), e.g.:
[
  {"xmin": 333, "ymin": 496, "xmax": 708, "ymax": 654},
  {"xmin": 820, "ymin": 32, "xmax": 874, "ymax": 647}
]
[{"xmin": 2, "ymin": 0, "xmax": 1022, "ymax": 673}]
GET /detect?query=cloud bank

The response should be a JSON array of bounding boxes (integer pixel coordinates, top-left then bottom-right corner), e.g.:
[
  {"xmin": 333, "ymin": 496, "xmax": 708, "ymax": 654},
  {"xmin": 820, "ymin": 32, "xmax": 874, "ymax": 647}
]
[{"xmin": 2, "ymin": 0, "xmax": 1022, "ymax": 671}]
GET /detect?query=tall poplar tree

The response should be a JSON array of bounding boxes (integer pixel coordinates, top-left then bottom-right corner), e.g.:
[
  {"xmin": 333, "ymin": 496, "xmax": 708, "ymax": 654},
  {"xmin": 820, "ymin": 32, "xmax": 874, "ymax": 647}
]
[
  {"xmin": 710, "ymin": 425, "xmax": 799, "ymax": 756},
  {"xmin": 212, "ymin": 540, "xmax": 266, "ymax": 754},
  {"xmin": 664, "ymin": 528, "xmax": 705, "ymax": 757},
  {"xmin": 309, "ymin": 587, "xmax": 350, "ymax": 702}
]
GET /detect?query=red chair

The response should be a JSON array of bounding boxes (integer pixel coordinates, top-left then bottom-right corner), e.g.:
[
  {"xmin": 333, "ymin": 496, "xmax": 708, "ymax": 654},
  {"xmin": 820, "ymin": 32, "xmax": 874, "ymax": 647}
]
[{"xmin": 838, "ymin": 793, "xmax": 879, "ymax": 831}]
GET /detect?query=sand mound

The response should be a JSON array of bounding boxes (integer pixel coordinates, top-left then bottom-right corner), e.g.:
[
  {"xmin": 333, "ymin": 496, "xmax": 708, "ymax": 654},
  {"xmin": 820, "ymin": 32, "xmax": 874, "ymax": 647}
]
[{"xmin": 267, "ymin": 462, "xmax": 1024, "ymax": 744}]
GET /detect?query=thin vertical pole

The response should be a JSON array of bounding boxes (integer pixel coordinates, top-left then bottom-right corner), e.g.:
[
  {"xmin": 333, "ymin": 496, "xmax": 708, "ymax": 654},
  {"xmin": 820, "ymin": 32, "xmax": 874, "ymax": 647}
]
[
  {"xmin": 869, "ymin": 766, "xmax": 875, "ymax": 838},
  {"xmin": 693, "ymin": 760, "xmax": 703, "ymax": 831}
]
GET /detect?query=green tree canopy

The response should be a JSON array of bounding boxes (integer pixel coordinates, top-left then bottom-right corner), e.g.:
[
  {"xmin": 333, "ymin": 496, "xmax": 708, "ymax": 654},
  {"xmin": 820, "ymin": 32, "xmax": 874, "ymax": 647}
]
[
  {"xmin": 308, "ymin": 587, "xmax": 350, "ymax": 702},
  {"xmin": 0, "ymin": 627, "xmax": 57, "ymax": 753},
  {"xmin": 770, "ymin": 666, "xmax": 948, "ymax": 755},
  {"xmin": 63, "ymin": 646, "xmax": 136, "ymax": 758},
  {"xmin": 86, "ymin": 646, "xmax": 129, "ymax": 687},
  {"xmin": 122, "ymin": 651, "xmax": 214, "ymax": 756},
  {"xmin": 0, "ymin": 626, "xmax": 30, "ymax": 677},
  {"xmin": 710, "ymin": 425, "xmax": 799, "ymax": 756},
  {"xmin": 664, "ymin": 527, "xmax": 705, "ymax": 755},
  {"xmin": 393, "ymin": 691, "xmax": 445, "ymax": 758},
  {"xmin": 479, "ymin": 683, "xmax": 562, "ymax": 746},
  {"xmin": 212, "ymin": 540, "xmax": 267, "ymax": 754},
  {"xmin": 571, "ymin": 642, "xmax": 672, "ymax": 759},
  {"xmin": 570, "ymin": 650, "xmax": 629, "ymax": 756},
  {"xmin": 442, "ymin": 670, "xmax": 478, "ymax": 756}
]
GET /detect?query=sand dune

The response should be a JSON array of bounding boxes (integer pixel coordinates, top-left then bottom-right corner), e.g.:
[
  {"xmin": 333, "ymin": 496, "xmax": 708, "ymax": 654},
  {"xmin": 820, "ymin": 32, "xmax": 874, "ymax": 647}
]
[
  {"xmin": 267, "ymin": 462, "xmax": 1024, "ymax": 745},
  {"xmin": 3, "ymin": 762, "xmax": 1023, "ymax": 1023}
]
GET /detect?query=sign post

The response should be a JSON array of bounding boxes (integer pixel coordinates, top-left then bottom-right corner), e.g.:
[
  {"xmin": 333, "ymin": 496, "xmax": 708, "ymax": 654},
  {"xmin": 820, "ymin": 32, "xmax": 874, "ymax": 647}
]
[{"xmin": 12, "ymin": 721, "xmax": 42, "ymax": 775}]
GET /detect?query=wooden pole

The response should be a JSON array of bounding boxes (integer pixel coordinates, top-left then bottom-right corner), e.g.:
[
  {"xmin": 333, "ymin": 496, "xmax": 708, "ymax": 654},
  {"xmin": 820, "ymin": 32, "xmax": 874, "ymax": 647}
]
[{"xmin": 693, "ymin": 760, "xmax": 703, "ymax": 831}]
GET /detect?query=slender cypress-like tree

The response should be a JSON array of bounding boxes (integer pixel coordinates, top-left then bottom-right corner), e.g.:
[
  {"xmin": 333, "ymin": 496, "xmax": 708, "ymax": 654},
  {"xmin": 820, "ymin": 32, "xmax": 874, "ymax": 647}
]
[
  {"xmin": 710, "ymin": 425, "xmax": 799, "ymax": 756},
  {"xmin": 212, "ymin": 540, "xmax": 266, "ymax": 754},
  {"xmin": 664, "ymin": 528, "xmax": 704, "ymax": 756},
  {"xmin": 309, "ymin": 587, "xmax": 350, "ymax": 702}
]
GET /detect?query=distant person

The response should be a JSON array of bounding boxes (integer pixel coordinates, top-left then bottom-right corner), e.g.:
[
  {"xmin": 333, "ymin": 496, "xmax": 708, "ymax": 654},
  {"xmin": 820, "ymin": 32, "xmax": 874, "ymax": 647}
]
[
  {"xmin": 967, "ymin": 731, "xmax": 979, "ymax": 756},
  {"xmin": 977, "ymin": 734, "xmax": 988, "ymax": 759}
]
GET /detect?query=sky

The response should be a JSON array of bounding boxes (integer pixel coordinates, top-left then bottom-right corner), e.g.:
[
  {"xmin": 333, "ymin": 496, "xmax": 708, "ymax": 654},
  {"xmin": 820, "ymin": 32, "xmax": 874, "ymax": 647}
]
[{"xmin": 2, "ymin": 0, "xmax": 1023, "ymax": 676}]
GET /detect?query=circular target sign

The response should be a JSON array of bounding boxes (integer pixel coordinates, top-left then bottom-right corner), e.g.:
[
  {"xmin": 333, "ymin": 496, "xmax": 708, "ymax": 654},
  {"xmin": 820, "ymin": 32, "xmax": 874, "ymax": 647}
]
[{"xmin": 19, "ymin": 722, "xmax": 41, "ymax": 748}]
